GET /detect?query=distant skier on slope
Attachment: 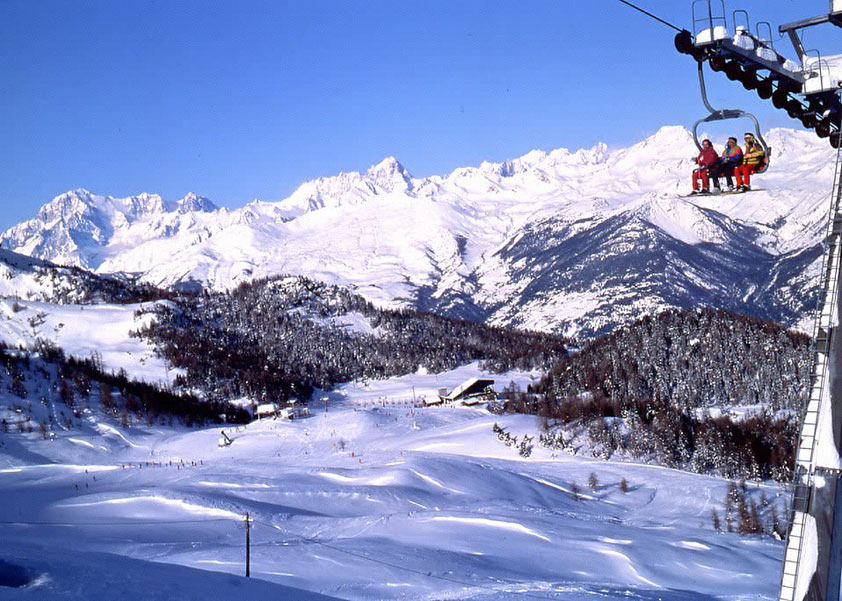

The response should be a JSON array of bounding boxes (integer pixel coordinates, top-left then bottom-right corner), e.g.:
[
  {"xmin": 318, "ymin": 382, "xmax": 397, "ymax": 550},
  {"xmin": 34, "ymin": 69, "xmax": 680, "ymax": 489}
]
[
  {"xmin": 709, "ymin": 136, "xmax": 743, "ymax": 192},
  {"xmin": 690, "ymin": 139, "xmax": 718, "ymax": 195},
  {"xmin": 734, "ymin": 133, "xmax": 766, "ymax": 192}
]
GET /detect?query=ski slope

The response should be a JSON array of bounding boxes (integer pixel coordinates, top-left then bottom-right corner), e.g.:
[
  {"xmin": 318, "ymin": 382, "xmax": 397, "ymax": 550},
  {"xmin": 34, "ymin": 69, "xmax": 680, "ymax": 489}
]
[
  {"xmin": 0, "ymin": 297, "xmax": 176, "ymax": 385},
  {"xmin": 0, "ymin": 364, "xmax": 785, "ymax": 600}
]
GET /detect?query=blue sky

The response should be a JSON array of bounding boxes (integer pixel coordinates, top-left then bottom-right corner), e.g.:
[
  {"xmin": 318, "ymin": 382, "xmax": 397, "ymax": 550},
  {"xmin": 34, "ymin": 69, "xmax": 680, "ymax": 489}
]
[{"xmin": 0, "ymin": 0, "xmax": 837, "ymax": 231}]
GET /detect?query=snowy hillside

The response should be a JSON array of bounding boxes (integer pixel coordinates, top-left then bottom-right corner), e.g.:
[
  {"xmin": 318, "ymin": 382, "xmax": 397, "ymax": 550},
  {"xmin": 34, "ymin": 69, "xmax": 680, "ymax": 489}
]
[
  {"xmin": 135, "ymin": 275, "xmax": 568, "ymax": 404},
  {"xmin": 0, "ymin": 248, "xmax": 178, "ymax": 385},
  {"xmin": 0, "ymin": 363, "xmax": 787, "ymax": 600},
  {"xmin": 0, "ymin": 248, "xmax": 165, "ymax": 306},
  {"xmin": 1, "ymin": 127, "xmax": 834, "ymax": 336},
  {"xmin": 0, "ymin": 297, "xmax": 174, "ymax": 385}
]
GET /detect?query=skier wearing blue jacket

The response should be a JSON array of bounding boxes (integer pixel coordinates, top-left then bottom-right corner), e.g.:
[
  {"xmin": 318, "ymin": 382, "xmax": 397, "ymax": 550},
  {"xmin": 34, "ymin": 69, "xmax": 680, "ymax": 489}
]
[{"xmin": 709, "ymin": 137, "xmax": 743, "ymax": 191}]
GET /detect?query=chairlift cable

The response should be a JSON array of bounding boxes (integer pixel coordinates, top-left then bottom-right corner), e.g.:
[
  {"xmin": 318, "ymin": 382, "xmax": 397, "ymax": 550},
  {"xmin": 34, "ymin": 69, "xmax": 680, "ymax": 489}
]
[{"xmin": 615, "ymin": 0, "xmax": 684, "ymax": 34}]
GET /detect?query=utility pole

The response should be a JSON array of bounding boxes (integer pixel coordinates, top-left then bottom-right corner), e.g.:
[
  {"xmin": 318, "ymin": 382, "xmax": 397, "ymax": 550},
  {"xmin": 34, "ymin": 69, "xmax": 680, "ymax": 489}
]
[{"xmin": 245, "ymin": 512, "xmax": 251, "ymax": 578}]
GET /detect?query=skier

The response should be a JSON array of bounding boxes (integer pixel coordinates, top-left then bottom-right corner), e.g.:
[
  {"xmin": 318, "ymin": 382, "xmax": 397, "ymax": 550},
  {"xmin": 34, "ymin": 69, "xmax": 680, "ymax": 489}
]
[
  {"xmin": 691, "ymin": 139, "xmax": 718, "ymax": 195},
  {"xmin": 709, "ymin": 136, "xmax": 743, "ymax": 191},
  {"xmin": 734, "ymin": 132, "xmax": 766, "ymax": 192}
]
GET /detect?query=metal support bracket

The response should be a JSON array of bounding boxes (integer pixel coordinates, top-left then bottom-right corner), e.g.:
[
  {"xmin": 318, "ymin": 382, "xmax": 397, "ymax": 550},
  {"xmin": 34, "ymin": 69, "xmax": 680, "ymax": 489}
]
[{"xmin": 692, "ymin": 61, "xmax": 769, "ymax": 160}]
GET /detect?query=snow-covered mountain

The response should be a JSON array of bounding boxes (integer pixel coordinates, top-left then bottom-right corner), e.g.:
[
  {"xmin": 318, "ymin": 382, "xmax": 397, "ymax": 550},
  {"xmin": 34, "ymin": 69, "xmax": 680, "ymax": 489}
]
[{"xmin": 2, "ymin": 126, "xmax": 834, "ymax": 337}]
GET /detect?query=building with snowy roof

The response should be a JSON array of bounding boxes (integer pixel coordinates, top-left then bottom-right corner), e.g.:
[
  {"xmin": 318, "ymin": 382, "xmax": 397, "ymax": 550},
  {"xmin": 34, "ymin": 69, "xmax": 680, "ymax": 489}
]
[
  {"xmin": 255, "ymin": 403, "xmax": 279, "ymax": 419},
  {"xmin": 439, "ymin": 378, "xmax": 496, "ymax": 405}
]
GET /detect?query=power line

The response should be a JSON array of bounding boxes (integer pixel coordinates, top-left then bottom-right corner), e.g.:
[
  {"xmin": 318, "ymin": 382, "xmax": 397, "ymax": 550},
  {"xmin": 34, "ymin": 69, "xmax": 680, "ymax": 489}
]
[{"xmin": 615, "ymin": 0, "xmax": 685, "ymax": 34}]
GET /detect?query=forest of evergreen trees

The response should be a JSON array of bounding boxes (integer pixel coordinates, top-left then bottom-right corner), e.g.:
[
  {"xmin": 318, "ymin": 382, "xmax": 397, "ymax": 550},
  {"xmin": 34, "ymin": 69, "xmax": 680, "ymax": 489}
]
[
  {"xmin": 5, "ymin": 255, "xmax": 814, "ymax": 482},
  {"xmin": 0, "ymin": 340, "xmax": 248, "ymax": 436},
  {"xmin": 135, "ymin": 275, "xmax": 570, "ymax": 404},
  {"xmin": 498, "ymin": 308, "xmax": 811, "ymax": 481}
]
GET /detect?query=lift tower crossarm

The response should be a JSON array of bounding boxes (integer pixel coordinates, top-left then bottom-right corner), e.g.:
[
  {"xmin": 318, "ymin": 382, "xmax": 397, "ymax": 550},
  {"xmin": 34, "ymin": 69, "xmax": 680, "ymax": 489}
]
[
  {"xmin": 779, "ymin": 12, "xmax": 842, "ymax": 62},
  {"xmin": 779, "ymin": 14, "xmax": 842, "ymax": 36}
]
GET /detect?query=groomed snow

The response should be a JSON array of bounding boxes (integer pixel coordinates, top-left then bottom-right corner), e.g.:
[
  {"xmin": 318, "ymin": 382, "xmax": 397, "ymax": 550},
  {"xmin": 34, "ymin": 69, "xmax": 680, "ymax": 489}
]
[{"xmin": 0, "ymin": 363, "xmax": 786, "ymax": 600}]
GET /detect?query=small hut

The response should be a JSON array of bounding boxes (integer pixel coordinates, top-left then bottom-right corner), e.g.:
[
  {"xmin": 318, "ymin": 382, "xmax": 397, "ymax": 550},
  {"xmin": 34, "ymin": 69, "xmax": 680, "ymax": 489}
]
[{"xmin": 279, "ymin": 399, "xmax": 310, "ymax": 420}]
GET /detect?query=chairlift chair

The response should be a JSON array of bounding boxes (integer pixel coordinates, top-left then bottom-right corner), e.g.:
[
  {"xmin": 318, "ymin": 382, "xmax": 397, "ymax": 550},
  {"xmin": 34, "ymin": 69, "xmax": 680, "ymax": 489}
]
[
  {"xmin": 692, "ymin": 62, "xmax": 770, "ymax": 174},
  {"xmin": 689, "ymin": 1, "xmax": 771, "ymax": 173}
]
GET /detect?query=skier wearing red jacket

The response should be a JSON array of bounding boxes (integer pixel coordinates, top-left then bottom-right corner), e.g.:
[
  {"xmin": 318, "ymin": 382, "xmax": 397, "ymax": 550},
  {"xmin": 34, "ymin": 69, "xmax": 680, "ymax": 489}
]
[{"xmin": 691, "ymin": 139, "xmax": 718, "ymax": 195}]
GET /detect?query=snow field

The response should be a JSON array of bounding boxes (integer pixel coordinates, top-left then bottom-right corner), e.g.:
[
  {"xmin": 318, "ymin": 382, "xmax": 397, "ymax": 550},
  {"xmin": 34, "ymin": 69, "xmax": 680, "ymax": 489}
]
[
  {"xmin": 0, "ymin": 298, "xmax": 177, "ymax": 385},
  {"xmin": 0, "ymin": 364, "xmax": 786, "ymax": 600}
]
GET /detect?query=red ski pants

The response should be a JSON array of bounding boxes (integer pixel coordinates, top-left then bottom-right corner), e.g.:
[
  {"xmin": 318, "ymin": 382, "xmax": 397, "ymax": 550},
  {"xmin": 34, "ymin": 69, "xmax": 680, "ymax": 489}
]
[
  {"xmin": 734, "ymin": 164, "xmax": 758, "ymax": 187},
  {"xmin": 692, "ymin": 168, "xmax": 709, "ymax": 191}
]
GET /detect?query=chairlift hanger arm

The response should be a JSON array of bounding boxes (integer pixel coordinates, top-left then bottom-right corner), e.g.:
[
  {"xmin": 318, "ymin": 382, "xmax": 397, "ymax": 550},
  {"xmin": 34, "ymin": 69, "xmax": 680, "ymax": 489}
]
[
  {"xmin": 696, "ymin": 62, "xmax": 751, "ymax": 122},
  {"xmin": 697, "ymin": 60, "xmax": 717, "ymax": 115},
  {"xmin": 692, "ymin": 61, "xmax": 769, "ymax": 166}
]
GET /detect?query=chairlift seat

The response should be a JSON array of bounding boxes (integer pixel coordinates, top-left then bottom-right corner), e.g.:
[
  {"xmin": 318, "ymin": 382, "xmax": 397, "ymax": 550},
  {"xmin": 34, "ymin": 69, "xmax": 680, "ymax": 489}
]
[
  {"xmin": 732, "ymin": 28, "xmax": 755, "ymax": 51},
  {"xmin": 805, "ymin": 74, "xmax": 838, "ymax": 95},
  {"xmin": 696, "ymin": 26, "xmax": 731, "ymax": 46},
  {"xmin": 803, "ymin": 59, "xmax": 838, "ymax": 94},
  {"xmin": 756, "ymin": 46, "xmax": 781, "ymax": 63},
  {"xmin": 782, "ymin": 59, "xmax": 801, "ymax": 74}
]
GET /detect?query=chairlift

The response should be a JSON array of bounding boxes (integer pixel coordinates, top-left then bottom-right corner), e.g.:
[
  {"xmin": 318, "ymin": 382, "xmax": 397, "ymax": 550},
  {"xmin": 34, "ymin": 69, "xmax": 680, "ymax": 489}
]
[
  {"xmin": 688, "ymin": 0, "xmax": 771, "ymax": 172},
  {"xmin": 676, "ymin": 0, "xmax": 842, "ymax": 148},
  {"xmin": 692, "ymin": 62, "xmax": 770, "ymax": 173}
]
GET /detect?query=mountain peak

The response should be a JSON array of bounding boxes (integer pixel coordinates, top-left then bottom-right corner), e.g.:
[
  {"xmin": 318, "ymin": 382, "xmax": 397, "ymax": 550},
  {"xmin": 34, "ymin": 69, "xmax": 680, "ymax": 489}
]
[
  {"xmin": 177, "ymin": 192, "xmax": 218, "ymax": 213},
  {"xmin": 366, "ymin": 157, "xmax": 413, "ymax": 192},
  {"xmin": 70, "ymin": 187, "xmax": 94, "ymax": 197},
  {"xmin": 517, "ymin": 149, "xmax": 549, "ymax": 165},
  {"xmin": 627, "ymin": 126, "xmax": 695, "ymax": 157},
  {"xmin": 368, "ymin": 156, "xmax": 409, "ymax": 174},
  {"xmin": 37, "ymin": 189, "xmax": 99, "ymax": 223},
  {"xmin": 649, "ymin": 125, "xmax": 692, "ymax": 139}
]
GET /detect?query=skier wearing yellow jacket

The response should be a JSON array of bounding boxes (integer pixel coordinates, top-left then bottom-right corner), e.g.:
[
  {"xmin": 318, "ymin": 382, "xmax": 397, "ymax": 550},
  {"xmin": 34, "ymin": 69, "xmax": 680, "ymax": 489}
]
[{"xmin": 734, "ymin": 133, "xmax": 766, "ymax": 192}]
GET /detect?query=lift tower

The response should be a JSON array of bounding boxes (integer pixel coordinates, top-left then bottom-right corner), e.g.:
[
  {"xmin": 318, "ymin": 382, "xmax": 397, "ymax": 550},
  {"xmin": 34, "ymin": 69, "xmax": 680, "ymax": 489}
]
[{"xmin": 675, "ymin": 2, "xmax": 842, "ymax": 600}]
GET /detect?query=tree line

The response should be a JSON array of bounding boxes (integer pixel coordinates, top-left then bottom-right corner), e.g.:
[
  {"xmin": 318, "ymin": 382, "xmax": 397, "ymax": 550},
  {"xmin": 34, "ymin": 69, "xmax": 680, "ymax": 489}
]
[
  {"xmin": 496, "ymin": 308, "xmax": 810, "ymax": 481},
  {"xmin": 134, "ymin": 275, "xmax": 570, "ymax": 404},
  {"xmin": 1, "ymin": 339, "xmax": 249, "ymax": 438}
]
